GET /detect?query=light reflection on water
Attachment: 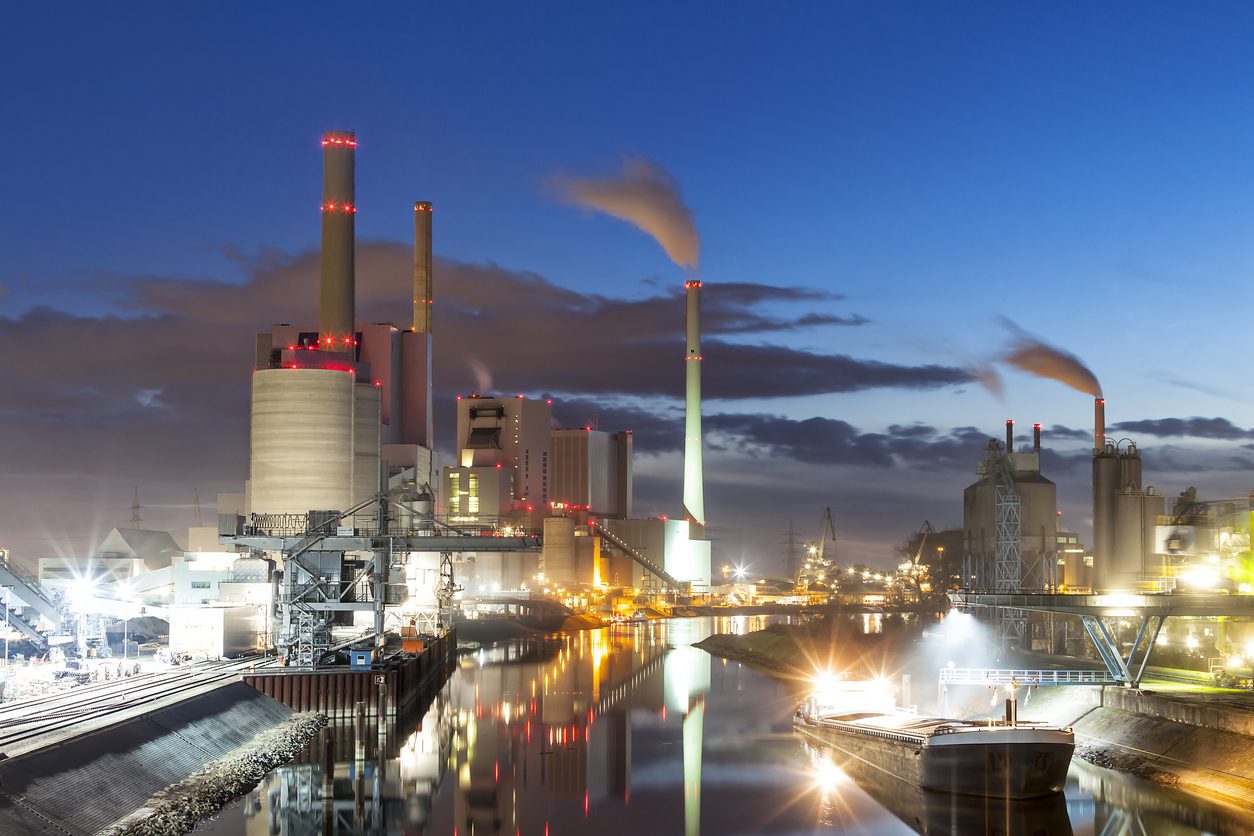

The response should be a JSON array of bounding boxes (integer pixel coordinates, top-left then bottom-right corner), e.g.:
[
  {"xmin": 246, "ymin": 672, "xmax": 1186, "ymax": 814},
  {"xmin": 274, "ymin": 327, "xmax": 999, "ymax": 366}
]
[{"xmin": 198, "ymin": 616, "xmax": 1254, "ymax": 835}]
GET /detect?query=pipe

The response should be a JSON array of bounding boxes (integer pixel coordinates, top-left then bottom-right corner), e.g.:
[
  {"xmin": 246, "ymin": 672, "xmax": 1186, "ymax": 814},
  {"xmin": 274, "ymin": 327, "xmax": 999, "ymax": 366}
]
[
  {"xmin": 413, "ymin": 201, "xmax": 433, "ymax": 333},
  {"xmin": 1005, "ymin": 419, "xmax": 1014, "ymax": 452},
  {"xmin": 1033, "ymin": 423, "xmax": 1041, "ymax": 454},
  {"xmin": 1095, "ymin": 397, "xmax": 1106, "ymax": 454},
  {"xmin": 319, "ymin": 130, "xmax": 356, "ymax": 354}
]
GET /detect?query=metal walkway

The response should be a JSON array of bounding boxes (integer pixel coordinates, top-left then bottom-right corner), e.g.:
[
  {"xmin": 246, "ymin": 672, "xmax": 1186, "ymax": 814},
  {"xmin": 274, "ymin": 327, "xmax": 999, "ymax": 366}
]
[
  {"xmin": 939, "ymin": 667, "xmax": 1118, "ymax": 687},
  {"xmin": 950, "ymin": 591, "xmax": 1170, "ymax": 687}
]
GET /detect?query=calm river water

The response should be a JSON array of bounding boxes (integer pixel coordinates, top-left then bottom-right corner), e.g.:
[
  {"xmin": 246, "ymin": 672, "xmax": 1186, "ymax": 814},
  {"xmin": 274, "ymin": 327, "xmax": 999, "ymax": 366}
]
[{"xmin": 199, "ymin": 616, "xmax": 1254, "ymax": 835}]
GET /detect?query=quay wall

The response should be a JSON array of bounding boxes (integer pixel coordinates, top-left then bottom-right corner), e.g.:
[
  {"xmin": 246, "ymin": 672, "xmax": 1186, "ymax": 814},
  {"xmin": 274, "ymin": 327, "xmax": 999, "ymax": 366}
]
[
  {"xmin": 241, "ymin": 628, "xmax": 457, "ymax": 717},
  {"xmin": 1093, "ymin": 686, "xmax": 1254, "ymax": 737}
]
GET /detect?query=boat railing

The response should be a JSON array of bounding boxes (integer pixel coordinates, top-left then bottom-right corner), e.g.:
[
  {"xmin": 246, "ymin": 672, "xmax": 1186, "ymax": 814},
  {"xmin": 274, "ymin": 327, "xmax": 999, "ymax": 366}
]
[{"xmin": 808, "ymin": 716, "xmax": 929, "ymax": 746}]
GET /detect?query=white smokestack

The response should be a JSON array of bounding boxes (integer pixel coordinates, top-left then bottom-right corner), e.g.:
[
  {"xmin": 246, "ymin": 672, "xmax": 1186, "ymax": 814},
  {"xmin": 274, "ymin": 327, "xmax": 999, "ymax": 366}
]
[{"xmin": 683, "ymin": 279, "xmax": 704, "ymax": 535}]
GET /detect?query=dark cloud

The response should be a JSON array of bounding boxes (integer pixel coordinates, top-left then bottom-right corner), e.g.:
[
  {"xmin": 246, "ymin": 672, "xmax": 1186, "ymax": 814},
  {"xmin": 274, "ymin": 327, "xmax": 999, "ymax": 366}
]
[
  {"xmin": 1111, "ymin": 417, "xmax": 1254, "ymax": 440},
  {"xmin": 8, "ymin": 244, "xmax": 961, "ymax": 562},
  {"xmin": 10, "ymin": 240, "xmax": 1249, "ymax": 569},
  {"xmin": 704, "ymin": 414, "xmax": 991, "ymax": 470},
  {"xmin": 117, "ymin": 242, "xmax": 965, "ymax": 400},
  {"xmin": 1038, "ymin": 424, "xmax": 1092, "ymax": 441}
]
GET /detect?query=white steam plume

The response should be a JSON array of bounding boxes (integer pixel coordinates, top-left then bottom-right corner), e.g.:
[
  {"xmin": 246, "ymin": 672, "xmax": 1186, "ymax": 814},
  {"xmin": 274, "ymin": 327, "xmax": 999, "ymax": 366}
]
[
  {"xmin": 468, "ymin": 358, "xmax": 493, "ymax": 393},
  {"xmin": 552, "ymin": 157, "xmax": 700, "ymax": 270}
]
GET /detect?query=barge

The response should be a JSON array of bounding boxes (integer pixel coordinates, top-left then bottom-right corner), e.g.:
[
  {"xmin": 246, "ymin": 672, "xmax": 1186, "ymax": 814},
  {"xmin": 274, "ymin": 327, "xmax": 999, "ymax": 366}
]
[{"xmin": 794, "ymin": 677, "xmax": 1073, "ymax": 799}]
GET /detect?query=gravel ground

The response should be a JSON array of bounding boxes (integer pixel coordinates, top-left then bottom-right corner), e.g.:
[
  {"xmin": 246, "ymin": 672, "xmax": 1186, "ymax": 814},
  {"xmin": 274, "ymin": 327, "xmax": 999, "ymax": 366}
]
[{"xmin": 100, "ymin": 711, "xmax": 328, "ymax": 836}]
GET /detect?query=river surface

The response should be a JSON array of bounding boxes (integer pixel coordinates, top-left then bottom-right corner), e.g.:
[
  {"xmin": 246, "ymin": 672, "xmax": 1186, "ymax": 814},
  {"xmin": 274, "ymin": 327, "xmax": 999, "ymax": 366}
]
[{"xmin": 200, "ymin": 616, "xmax": 1254, "ymax": 834}]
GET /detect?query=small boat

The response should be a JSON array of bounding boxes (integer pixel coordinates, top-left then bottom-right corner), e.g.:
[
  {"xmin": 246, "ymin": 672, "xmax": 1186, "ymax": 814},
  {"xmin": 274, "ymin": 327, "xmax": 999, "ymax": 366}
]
[{"xmin": 794, "ymin": 674, "xmax": 1073, "ymax": 799}]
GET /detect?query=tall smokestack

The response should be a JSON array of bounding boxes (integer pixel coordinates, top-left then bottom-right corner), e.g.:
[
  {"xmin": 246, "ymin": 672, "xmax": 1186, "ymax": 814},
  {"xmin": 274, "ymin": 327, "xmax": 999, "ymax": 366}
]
[
  {"xmin": 1033, "ymin": 423, "xmax": 1041, "ymax": 454},
  {"xmin": 1005, "ymin": 419, "xmax": 1014, "ymax": 452},
  {"xmin": 413, "ymin": 202, "xmax": 433, "ymax": 333},
  {"xmin": 683, "ymin": 279, "xmax": 705, "ymax": 536},
  {"xmin": 319, "ymin": 130, "xmax": 356, "ymax": 353},
  {"xmin": 1094, "ymin": 397, "xmax": 1105, "ymax": 453}
]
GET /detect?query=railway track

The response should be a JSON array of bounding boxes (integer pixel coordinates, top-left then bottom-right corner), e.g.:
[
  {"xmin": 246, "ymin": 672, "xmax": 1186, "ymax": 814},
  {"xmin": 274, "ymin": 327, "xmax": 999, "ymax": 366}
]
[{"xmin": 0, "ymin": 656, "xmax": 270, "ymax": 753}]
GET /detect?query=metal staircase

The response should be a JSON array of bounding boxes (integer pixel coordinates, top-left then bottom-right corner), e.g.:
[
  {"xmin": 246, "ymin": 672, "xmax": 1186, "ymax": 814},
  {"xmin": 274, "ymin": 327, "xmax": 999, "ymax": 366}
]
[
  {"xmin": 0, "ymin": 555, "xmax": 61, "ymax": 652},
  {"xmin": 587, "ymin": 520, "xmax": 681, "ymax": 590}
]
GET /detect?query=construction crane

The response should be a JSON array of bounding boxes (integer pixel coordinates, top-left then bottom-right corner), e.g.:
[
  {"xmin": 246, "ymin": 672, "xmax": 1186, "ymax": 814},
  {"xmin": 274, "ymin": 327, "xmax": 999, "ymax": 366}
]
[
  {"xmin": 905, "ymin": 520, "xmax": 937, "ymax": 594},
  {"xmin": 797, "ymin": 508, "xmax": 837, "ymax": 588},
  {"xmin": 910, "ymin": 520, "xmax": 937, "ymax": 569}
]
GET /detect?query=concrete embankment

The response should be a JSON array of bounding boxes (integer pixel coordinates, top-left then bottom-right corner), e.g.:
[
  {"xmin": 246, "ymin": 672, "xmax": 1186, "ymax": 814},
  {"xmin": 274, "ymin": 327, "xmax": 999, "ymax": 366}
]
[
  {"xmin": 1016, "ymin": 685, "xmax": 1254, "ymax": 809},
  {"xmin": 101, "ymin": 711, "xmax": 326, "ymax": 836},
  {"xmin": 0, "ymin": 681, "xmax": 297, "ymax": 836}
]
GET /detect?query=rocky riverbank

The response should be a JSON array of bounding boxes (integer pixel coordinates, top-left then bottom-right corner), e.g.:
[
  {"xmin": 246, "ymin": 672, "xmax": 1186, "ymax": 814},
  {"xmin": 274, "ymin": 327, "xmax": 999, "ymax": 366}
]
[
  {"xmin": 693, "ymin": 615, "xmax": 918, "ymax": 680},
  {"xmin": 101, "ymin": 711, "xmax": 328, "ymax": 836}
]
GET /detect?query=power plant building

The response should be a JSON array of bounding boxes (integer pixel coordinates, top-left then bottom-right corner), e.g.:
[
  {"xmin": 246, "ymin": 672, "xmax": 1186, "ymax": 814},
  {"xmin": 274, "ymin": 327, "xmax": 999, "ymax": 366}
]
[
  {"xmin": 454, "ymin": 395, "xmax": 552, "ymax": 509},
  {"xmin": 550, "ymin": 429, "xmax": 633, "ymax": 518}
]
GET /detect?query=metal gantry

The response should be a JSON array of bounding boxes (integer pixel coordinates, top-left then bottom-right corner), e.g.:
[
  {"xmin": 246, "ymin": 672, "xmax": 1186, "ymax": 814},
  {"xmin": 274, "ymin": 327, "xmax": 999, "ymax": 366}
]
[
  {"xmin": 992, "ymin": 454, "xmax": 1026, "ymax": 652},
  {"xmin": 221, "ymin": 491, "xmax": 542, "ymax": 667}
]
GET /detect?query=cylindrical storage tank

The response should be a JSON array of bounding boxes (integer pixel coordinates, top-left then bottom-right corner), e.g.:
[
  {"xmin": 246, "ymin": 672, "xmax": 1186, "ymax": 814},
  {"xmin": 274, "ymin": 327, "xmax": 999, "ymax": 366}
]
[
  {"xmin": 1113, "ymin": 489, "xmax": 1146, "ymax": 591},
  {"xmin": 251, "ymin": 369, "xmax": 354, "ymax": 515},
  {"xmin": 351, "ymin": 383, "xmax": 382, "ymax": 513},
  {"xmin": 1118, "ymin": 450, "xmax": 1142, "ymax": 492},
  {"xmin": 1091, "ymin": 454, "xmax": 1119, "ymax": 591}
]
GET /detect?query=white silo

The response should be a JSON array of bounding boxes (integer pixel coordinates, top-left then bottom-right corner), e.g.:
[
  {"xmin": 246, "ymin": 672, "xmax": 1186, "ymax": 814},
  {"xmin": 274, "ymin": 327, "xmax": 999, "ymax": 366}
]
[{"xmin": 250, "ymin": 368, "xmax": 355, "ymax": 515}]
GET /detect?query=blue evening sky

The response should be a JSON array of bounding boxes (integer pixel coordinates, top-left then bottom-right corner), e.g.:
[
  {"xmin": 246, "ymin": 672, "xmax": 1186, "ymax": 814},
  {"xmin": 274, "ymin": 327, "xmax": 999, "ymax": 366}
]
[{"xmin": 5, "ymin": 3, "xmax": 1254, "ymax": 560}]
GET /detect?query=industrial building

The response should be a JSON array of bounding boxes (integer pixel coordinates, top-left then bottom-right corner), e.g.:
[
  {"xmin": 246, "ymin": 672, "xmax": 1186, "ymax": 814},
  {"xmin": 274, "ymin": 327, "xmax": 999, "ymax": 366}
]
[
  {"xmin": 224, "ymin": 129, "xmax": 457, "ymax": 664},
  {"xmin": 962, "ymin": 420, "xmax": 1058, "ymax": 592},
  {"xmin": 37, "ymin": 527, "xmax": 182, "ymax": 590},
  {"xmin": 453, "ymin": 394, "xmax": 551, "ymax": 507}
]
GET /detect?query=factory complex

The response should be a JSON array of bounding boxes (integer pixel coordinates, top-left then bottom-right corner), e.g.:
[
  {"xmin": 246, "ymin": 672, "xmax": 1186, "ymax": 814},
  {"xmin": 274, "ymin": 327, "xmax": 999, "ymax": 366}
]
[{"xmin": 0, "ymin": 130, "xmax": 1251, "ymax": 698}]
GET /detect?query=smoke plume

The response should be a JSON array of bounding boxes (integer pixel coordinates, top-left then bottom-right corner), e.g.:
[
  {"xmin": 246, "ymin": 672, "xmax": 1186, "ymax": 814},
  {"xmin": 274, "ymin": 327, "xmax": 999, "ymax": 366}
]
[
  {"xmin": 1001, "ymin": 320, "xmax": 1102, "ymax": 397},
  {"xmin": 968, "ymin": 365, "xmax": 1004, "ymax": 398},
  {"xmin": 552, "ymin": 157, "xmax": 700, "ymax": 270}
]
